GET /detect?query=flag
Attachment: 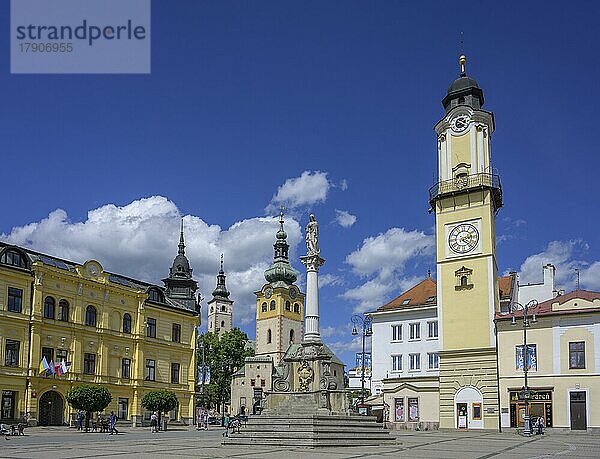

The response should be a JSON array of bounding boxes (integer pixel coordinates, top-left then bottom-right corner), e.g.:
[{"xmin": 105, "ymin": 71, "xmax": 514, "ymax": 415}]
[
  {"xmin": 61, "ymin": 360, "xmax": 71, "ymax": 374},
  {"xmin": 55, "ymin": 363, "xmax": 63, "ymax": 377},
  {"xmin": 204, "ymin": 366, "xmax": 210, "ymax": 384},
  {"xmin": 39, "ymin": 356, "xmax": 50, "ymax": 374},
  {"xmin": 48, "ymin": 360, "xmax": 55, "ymax": 374}
]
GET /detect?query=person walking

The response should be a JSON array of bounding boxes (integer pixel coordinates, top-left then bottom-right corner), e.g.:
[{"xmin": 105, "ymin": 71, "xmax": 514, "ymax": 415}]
[
  {"xmin": 150, "ymin": 412, "xmax": 158, "ymax": 433},
  {"xmin": 222, "ymin": 412, "xmax": 230, "ymax": 437},
  {"xmin": 77, "ymin": 411, "xmax": 84, "ymax": 431},
  {"xmin": 108, "ymin": 411, "xmax": 119, "ymax": 435}
]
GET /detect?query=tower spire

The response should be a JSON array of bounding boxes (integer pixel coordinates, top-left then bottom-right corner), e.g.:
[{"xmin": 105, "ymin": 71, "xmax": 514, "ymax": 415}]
[
  {"xmin": 178, "ymin": 218, "xmax": 185, "ymax": 255},
  {"xmin": 459, "ymin": 54, "xmax": 467, "ymax": 76},
  {"xmin": 212, "ymin": 253, "xmax": 230, "ymax": 299}
]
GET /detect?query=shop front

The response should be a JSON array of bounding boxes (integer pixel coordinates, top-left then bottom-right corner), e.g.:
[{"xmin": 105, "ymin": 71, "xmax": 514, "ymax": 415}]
[{"xmin": 509, "ymin": 389, "xmax": 552, "ymax": 428}]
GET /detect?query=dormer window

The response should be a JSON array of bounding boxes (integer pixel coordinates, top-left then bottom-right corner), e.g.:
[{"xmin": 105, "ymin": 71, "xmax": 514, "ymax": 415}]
[
  {"xmin": 426, "ymin": 296, "xmax": 436, "ymax": 303},
  {"xmin": 402, "ymin": 299, "xmax": 411, "ymax": 305},
  {"xmin": 0, "ymin": 249, "xmax": 28, "ymax": 269}
]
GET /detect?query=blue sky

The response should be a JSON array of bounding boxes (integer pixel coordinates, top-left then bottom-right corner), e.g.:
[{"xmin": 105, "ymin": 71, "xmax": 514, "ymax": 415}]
[{"xmin": 1, "ymin": 1, "xmax": 600, "ymax": 368}]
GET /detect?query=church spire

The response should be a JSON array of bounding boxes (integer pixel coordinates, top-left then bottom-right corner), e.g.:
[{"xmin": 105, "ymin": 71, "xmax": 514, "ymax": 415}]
[
  {"xmin": 264, "ymin": 207, "xmax": 297, "ymax": 286},
  {"xmin": 212, "ymin": 254, "xmax": 230, "ymax": 299},
  {"xmin": 178, "ymin": 218, "xmax": 185, "ymax": 255}
]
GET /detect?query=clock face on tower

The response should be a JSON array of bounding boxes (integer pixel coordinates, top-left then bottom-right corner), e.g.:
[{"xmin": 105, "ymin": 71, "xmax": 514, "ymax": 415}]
[
  {"xmin": 264, "ymin": 287, "xmax": 273, "ymax": 299},
  {"xmin": 448, "ymin": 223, "xmax": 479, "ymax": 254},
  {"xmin": 450, "ymin": 114, "xmax": 471, "ymax": 133}
]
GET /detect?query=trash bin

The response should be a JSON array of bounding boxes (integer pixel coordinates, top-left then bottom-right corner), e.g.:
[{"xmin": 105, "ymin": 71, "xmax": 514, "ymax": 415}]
[{"xmin": 162, "ymin": 419, "xmax": 168, "ymax": 431}]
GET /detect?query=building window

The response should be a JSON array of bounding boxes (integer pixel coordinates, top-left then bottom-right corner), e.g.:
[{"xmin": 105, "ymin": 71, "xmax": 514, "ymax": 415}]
[
  {"xmin": 455, "ymin": 266, "xmax": 474, "ymax": 290},
  {"xmin": 58, "ymin": 299, "xmax": 69, "ymax": 322},
  {"xmin": 7, "ymin": 287, "xmax": 23, "ymax": 313},
  {"xmin": 516, "ymin": 344, "xmax": 537, "ymax": 370},
  {"xmin": 261, "ymin": 302, "xmax": 267, "ymax": 312},
  {"xmin": 293, "ymin": 303, "xmax": 300, "ymax": 313},
  {"xmin": 392, "ymin": 354, "xmax": 402, "ymax": 372},
  {"xmin": 220, "ymin": 320, "xmax": 225, "ymax": 328},
  {"xmin": 146, "ymin": 318, "xmax": 156, "ymax": 338},
  {"xmin": 392, "ymin": 324, "xmax": 402, "ymax": 341},
  {"xmin": 285, "ymin": 301, "xmax": 291, "ymax": 311},
  {"xmin": 172, "ymin": 323, "xmax": 181, "ymax": 343},
  {"xmin": 1, "ymin": 250, "xmax": 27, "ymax": 268},
  {"xmin": 148, "ymin": 288, "xmax": 162, "ymax": 303},
  {"xmin": 56, "ymin": 349, "xmax": 67, "ymax": 363},
  {"xmin": 221, "ymin": 305, "xmax": 226, "ymax": 312},
  {"xmin": 409, "ymin": 323, "xmax": 420, "ymax": 340},
  {"xmin": 5, "ymin": 340, "xmax": 20, "ymax": 367},
  {"xmin": 394, "ymin": 398, "xmax": 404, "ymax": 422},
  {"xmin": 267, "ymin": 329, "xmax": 272, "ymax": 344},
  {"xmin": 85, "ymin": 305, "xmax": 97, "ymax": 327},
  {"xmin": 409, "ymin": 353, "xmax": 421, "ymax": 371},
  {"xmin": 472, "ymin": 403, "xmax": 482, "ymax": 420},
  {"xmin": 250, "ymin": 379, "xmax": 256, "ymax": 387},
  {"xmin": 122, "ymin": 313, "xmax": 132, "ymax": 334},
  {"xmin": 84, "ymin": 353, "xmax": 96, "ymax": 375},
  {"xmin": 122, "ymin": 358, "xmax": 131, "ymax": 379},
  {"xmin": 402, "ymin": 299, "xmax": 411, "ymax": 305},
  {"xmin": 290, "ymin": 329, "xmax": 295, "ymax": 344},
  {"xmin": 427, "ymin": 321, "xmax": 438, "ymax": 338},
  {"xmin": 269, "ymin": 300, "xmax": 276, "ymax": 311},
  {"xmin": 261, "ymin": 379, "xmax": 266, "ymax": 387},
  {"xmin": 171, "ymin": 363, "xmax": 180, "ymax": 384},
  {"xmin": 145, "ymin": 359, "xmax": 156, "ymax": 381},
  {"xmin": 118, "ymin": 398, "xmax": 129, "ymax": 420},
  {"xmin": 569, "ymin": 341, "xmax": 585, "ymax": 369},
  {"xmin": 408, "ymin": 397, "xmax": 419, "ymax": 421},
  {"xmin": 428, "ymin": 352, "xmax": 439, "ymax": 369},
  {"xmin": 41, "ymin": 347, "xmax": 54, "ymax": 365},
  {"xmin": 43, "ymin": 296, "xmax": 55, "ymax": 319},
  {"xmin": 1, "ymin": 391, "xmax": 16, "ymax": 420}
]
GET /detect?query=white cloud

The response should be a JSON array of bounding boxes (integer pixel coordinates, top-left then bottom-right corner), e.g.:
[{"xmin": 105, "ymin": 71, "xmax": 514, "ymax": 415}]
[
  {"xmin": 515, "ymin": 240, "xmax": 600, "ymax": 292},
  {"xmin": 341, "ymin": 227, "xmax": 434, "ymax": 313},
  {"xmin": 339, "ymin": 179, "xmax": 348, "ymax": 191},
  {"xmin": 266, "ymin": 171, "xmax": 331, "ymax": 213},
  {"xmin": 327, "ymin": 336, "xmax": 371, "ymax": 355},
  {"xmin": 334, "ymin": 209, "xmax": 357, "ymax": 228},
  {"xmin": 319, "ymin": 273, "xmax": 343, "ymax": 288},
  {"xmin": 0, "ymin": 195, "xmax": 303, "ymax": 326}
]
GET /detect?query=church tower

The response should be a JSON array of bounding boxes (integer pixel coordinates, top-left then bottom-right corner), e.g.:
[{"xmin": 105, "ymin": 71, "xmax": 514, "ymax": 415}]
[
  {"xmin": 207, "ymin": 255, "xmax": 234, "ymax": 336},
  {"xmin": 163, "ymin": 220, "xmax": 198, "ymax": 313},
  {"xmin": 255, "ymin": 211, "xmax": 304, "ymax": 366},
  {"xmin": 431, "ymin": 56, "xmax": 503, "ymax": 430}
]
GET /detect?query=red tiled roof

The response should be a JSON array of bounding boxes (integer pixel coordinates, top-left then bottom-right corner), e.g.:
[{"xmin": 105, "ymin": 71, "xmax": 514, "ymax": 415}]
[
  {"xmin": 376, "ymin": 274, "xmax": 515, "ymax": 312},
  {"xmin": 377, "ymin": 277, "xmax": 437, "ymax": 311},
  {"xmin": 495, "ymin": 290, "xmax": 600, "ymax": 320}
]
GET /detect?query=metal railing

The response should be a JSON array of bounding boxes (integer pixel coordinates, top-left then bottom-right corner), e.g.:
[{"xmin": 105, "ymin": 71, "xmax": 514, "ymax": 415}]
[{"xmin": 429, "ymin": 173, "xmax": 502, "ymax": 208}]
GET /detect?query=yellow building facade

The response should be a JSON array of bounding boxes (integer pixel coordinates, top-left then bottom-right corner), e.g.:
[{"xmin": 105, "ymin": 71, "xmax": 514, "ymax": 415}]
[
  {"xmin": 431, "ymin": 56, "xmax": 503, "ymax": 430},
  {"xmin": 0, "ymin": 233, "xmax": 199, "ymax": 426},
  {"xmin": 497, "ymin": 291, "xmax": 600, "ymax": 432}
]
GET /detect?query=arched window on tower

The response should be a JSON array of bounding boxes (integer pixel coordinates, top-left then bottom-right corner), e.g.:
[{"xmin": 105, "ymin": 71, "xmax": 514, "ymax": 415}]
[
  {"xmin": 267, "ymin": 329, "xmax": 272, "ymax": 344},
  {"xmin": 290, "ymin": 329, "xmax": 295, "ymax": 344},
  {"xmin": 261, "ymin": 302, "xmax": 267, "ymax": 312},
  {"xmin": 269, "ymin": 300, "xmax": 276, "ymax": 311},
  {"xmin": 293, "ymin": 303, "xmax": 300, "ymax": 314},
  {"xmin": 221, "ymin": 320, "xmax": 225, "ymax": 328},
  {"xmin": 44, "ymin": 296, "xmax": 55, "ymax": 319},
  {"xmin": 285, "ymin": 301, "xmax": 291, "ymax": 311},
  {"xmin": 221, "ymin": 305, "xmax": 226, "ymax": 312},
  {"xmin": 460, "ymin": 276, "xmax": 468, "ymax": 287}
]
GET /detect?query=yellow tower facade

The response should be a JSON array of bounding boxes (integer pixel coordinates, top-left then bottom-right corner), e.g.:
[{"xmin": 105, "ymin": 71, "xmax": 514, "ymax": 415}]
[
  {"xmin": 431, "ymin": 56, "xmax": 503, "ymax": 430},
  {"xmin": 255, "ymin": 213, "xmax": 304, "ymax": 366}
]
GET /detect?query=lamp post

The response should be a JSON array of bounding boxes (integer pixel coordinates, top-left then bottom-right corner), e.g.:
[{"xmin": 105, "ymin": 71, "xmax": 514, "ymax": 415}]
[
  {"xmin": 351, "ymin": 314, "xmax": 372, "ymax": 410},
  {"xmin": 220, "ymin": 361, "xmax": 232, "ymax": 426},
  {"xmin": 508, "ymin": 299, "xmax": 538, "ymax": 436}
]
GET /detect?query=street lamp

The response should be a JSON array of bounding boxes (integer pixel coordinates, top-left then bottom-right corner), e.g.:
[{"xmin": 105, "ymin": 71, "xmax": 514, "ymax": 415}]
[
  {"xmin": 351, "ymin": 313, "xmax": 372, "ymax": 409},
  {"xmin": 507, "ymin": 299, "xmax": 538, "ymax": 436},
  {"xmin": 220, "ymin": 361, "xmax": 232, "ymax": 426}
]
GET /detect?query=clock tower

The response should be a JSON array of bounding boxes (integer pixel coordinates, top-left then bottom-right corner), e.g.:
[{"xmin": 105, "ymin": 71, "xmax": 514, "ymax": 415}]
[
  {"xmin": 431, "ymin": 56, "xmax": 503, "ymax": 430},
  {"xmin": 255, "ymin": 212, "xmax": 304, "ymax": 365}
]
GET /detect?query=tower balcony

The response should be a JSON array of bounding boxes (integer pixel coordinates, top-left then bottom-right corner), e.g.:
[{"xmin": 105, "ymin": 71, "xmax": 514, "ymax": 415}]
[{"xmin": 429, "ymin": 172, "xmax": 503, "ymax": 209}]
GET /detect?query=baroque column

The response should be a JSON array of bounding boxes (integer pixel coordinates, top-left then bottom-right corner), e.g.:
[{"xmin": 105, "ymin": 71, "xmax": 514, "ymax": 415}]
[{"xmin": 300, "ymin": 214, "xmax": 325, "ymax": 344}]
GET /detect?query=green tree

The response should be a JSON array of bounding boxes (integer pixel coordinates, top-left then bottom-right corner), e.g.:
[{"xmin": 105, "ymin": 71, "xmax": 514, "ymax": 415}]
[
  {"xmin": 141, "ymin": 390, "xmax": 178, "ymax": 429},
  {"xmin": 197, "ymin": 328, "xmax": 254, "ymax": 410},
  {"xmin": 65, "ymin": 384, "xmax": 112, "ymax": 430}
]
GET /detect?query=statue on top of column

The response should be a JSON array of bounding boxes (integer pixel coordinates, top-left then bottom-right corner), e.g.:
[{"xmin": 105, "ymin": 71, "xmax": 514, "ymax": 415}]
[{"xmin": 305, "ymin": 214, "xmax": 319, "ymax": 256}]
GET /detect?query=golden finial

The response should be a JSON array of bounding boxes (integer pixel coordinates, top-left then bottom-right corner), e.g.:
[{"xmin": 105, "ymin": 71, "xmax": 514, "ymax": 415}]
[{"xmin": 459, "ymin": 54, "xmax": 467, "ymax": 75}]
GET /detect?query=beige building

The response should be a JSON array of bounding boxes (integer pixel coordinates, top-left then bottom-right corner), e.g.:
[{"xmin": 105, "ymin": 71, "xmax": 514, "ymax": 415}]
[
  {"xmin": 497, "ymin": 290, "xmax": 600, "ymax": 432},
  {"xmin": 0, "ymin": 227, "xmax": 199, "ymax": 427}
]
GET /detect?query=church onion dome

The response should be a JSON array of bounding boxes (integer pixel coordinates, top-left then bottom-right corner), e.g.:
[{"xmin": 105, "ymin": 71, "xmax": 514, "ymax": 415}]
[
  {"xmin": 264, "ymin": 212, "xmax": 298, "ymax": 286},
  {"xmin": 212, "ymin": 255, "xmax": 231, "ymax": 299},
  {"xmin": 442, "ymin": 55, "xmax": 485, "ymax": 113}
]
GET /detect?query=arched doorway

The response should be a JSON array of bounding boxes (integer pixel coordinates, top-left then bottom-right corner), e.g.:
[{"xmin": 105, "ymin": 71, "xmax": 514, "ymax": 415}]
[
  {"xmin": 39, "ymin": 391, "xmax": 64, "ymax": 426},
  {"xmin": 454, "ymin": 386, "xmax": 483, "ymax": 430}
]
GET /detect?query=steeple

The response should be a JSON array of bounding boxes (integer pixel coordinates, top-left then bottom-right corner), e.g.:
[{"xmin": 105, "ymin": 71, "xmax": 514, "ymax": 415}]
[
  {"xmin": 264, "ymin": 209, "xmax": 297, "ymax": 286},
  {"xmin": 178, "ymin": 218, "xmax": 186, "ymax": 255},
  {"xmin": 168, "ymin": 219, "xmax": 192, "ymax": 280},
  {"xmin": 442, "ymin": 54, "xmax": 485, "ymax": 113},
  {"xmin": 212, "ymin": 254, "xmax": 231, "ymax": 300}
]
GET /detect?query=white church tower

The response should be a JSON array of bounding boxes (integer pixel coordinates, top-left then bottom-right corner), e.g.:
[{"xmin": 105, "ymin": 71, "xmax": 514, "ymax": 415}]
[{"xmin": 207, "ymin": 255, "xmax": 234, "ymax": 336}]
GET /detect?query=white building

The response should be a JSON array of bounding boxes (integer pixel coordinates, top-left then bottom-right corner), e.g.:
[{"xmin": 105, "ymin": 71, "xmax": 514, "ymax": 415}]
[{"xmin": 518, "ymin": 263, "xmax": 556, "ymax": 307}]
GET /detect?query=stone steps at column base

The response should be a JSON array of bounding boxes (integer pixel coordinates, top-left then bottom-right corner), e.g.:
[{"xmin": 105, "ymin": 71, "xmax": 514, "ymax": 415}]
[{"xmin": 222, "ymin": 436, "xmax": 398, "ymax": 448}]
